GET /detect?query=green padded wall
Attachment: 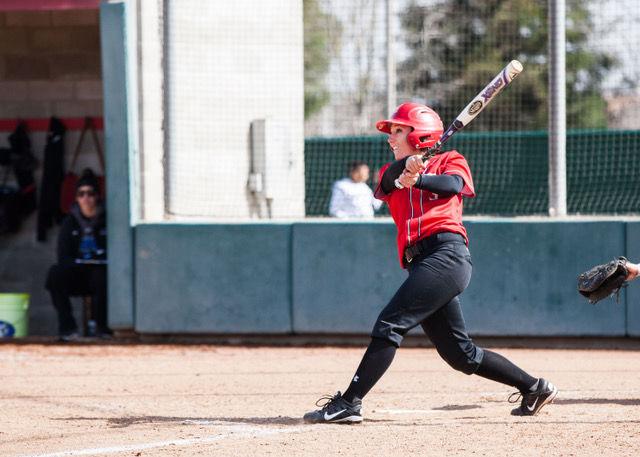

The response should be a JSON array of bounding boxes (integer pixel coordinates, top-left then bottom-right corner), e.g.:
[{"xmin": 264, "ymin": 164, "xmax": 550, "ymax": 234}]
[
  {"xmin": 305, "ymin": 130, "xmax": 640, "ymax": 216},
  {"xmin": 133, "ymin": 221, "xmax": 637, "ymax": 337},
  {"xmin": 135, "ymin": 224, "xmax": 292, "ymax": 334},
  {"xmin": 462, "ymin": 221, "xmax": 627, "ymax": 336},
  {"xmin": 291, "ymin": 221, "xmax": 405, "ymax": 333},
  {"xmin": 290, "ymin": 220, "xmax": 629, "ymax": 337},
  {"xmin": 627, "ymin": 222, "xmax": 640, "ymax": 336}
]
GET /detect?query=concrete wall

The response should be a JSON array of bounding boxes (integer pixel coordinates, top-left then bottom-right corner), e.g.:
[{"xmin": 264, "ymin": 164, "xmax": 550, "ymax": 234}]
[
  {"xmin": 134, "ymin": 220, "xmax": 640, "ymax": 337},
  {"xmin": 163, "ymin": 0, "xmax": 305, "ymax": 219},
  {"xmin": 136, "ymin": 0, "xmax": 164, "ymax": 221},
  {"xmin": 100, "ymin": 1, "xmax": 135, "ymax": 330}
]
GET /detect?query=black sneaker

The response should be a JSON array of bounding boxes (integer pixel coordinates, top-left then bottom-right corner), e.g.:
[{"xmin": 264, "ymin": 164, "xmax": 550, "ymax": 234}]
[
  {"xmin": 509, "ymin": 378, "xmax": 558, "ymax": 416},
  {"xmin": 303, "ymin": 392, "xmax": 363, "ymax": 424}
]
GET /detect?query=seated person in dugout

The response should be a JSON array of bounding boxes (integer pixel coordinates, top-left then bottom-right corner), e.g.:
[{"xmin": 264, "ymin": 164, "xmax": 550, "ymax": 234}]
[{"xmin": 46, "ymin": 169, "xmax": 110, "ymax": 341}]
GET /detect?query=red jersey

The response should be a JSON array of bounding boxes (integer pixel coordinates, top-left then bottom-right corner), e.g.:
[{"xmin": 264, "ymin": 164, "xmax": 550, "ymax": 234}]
[{"xmin": 375, "ymin": 150, "xmax": 475, "ymax": 267}]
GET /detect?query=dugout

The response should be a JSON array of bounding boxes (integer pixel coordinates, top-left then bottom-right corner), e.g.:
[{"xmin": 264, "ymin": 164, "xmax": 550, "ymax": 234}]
[
  {"xmin": 0, "ymin": 0, "xmax": 107, "ymax": 336},
  {"xmin": 0, "ymin": 0, "xmax": 303, "ymax": 338}
]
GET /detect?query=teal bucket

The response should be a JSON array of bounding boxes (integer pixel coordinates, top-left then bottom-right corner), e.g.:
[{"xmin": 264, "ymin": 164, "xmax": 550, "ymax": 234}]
[{"xmin": 0, "ymin": 293, "xmax": 30, "ymax": 338}]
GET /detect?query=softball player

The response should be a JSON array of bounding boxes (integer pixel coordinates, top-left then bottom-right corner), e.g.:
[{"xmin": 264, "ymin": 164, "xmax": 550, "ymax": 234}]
[{"xmin": 304, "ymin": 102, "xmax": 557, "ymax": 423}]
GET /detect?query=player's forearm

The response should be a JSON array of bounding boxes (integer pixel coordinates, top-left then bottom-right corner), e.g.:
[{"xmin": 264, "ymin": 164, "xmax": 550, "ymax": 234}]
[
  {"xmin": 413, "ymin": 174, "xmax": 463, "ymax": 196},
  {"xmin": 380, "ymin": 158, "xmax": 409, "ymax": 194}
]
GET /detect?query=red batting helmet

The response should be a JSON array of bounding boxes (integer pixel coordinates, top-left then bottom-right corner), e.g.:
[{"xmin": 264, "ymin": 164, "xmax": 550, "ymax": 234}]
[{"xmin": 376, "ymin": 102, "xmax": 444, "ymax": 149}]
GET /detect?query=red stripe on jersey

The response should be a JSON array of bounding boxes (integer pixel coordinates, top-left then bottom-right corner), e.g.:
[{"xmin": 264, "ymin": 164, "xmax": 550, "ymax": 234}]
[{"xmin": 376, "ymin": 150, "xmax": 475, "ymax": 267}]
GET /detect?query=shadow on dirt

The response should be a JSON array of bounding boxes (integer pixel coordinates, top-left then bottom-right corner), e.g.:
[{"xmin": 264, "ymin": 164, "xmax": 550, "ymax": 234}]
[
  {"xmin": 53, "ymin": 415, "xmax": 301, "ymax": 428},
  {"xmin": 432, "ymin": 404, "xmax": 483, "ymax": 411},
  {"xmin": 553, "ymin": 398, "xmax": 640, "ymax": 406}
]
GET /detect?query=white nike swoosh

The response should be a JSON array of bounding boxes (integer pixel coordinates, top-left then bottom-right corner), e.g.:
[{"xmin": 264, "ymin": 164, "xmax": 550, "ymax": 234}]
[
  {"xmin": 324, "ymin": 409, "xmax": 347, "ymax": 421},
  {"xmin": 526, "ymin": 398, "xmax": 539, "ymax": 412}
]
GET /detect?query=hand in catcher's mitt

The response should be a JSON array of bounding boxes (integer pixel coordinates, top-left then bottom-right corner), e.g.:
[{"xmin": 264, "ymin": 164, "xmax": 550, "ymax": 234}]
[{"xmin": 577, "ymin": 257, "xmax": 628, "ymax": 304}]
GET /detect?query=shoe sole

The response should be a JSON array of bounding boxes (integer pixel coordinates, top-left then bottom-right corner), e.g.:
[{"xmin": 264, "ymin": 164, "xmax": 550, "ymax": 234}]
[
  {"xmin": 303, "ymin": 415, "xmax": 363, "ymax": 424},
  {"xmin": 533, "ymin": 386, "xmax": 558, "ymax": 416},
  {"xmin": 332, "ymin": 415, "xmax": 363, "ymax": 423}
]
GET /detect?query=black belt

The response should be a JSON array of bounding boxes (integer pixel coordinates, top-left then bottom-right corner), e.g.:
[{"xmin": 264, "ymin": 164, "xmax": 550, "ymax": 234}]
[{"xmin": 404, "ymin": 232, "xmax": 466, "ymax": 264}]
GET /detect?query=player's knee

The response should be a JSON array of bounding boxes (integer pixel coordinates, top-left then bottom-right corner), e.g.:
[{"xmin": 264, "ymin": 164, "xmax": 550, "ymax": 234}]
[
  {"xmin": 445, "ymin": 354, "xmax": 480, "ymax": 375},
  {"xmin": 438, "ymin": 344, "xmax": 482, "ymax": 375},
  {"xmin": 371, "ymin": 322, "xmax": 404, "ymax": 348}
]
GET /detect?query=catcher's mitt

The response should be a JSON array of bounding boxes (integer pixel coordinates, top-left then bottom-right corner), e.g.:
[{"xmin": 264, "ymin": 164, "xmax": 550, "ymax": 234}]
[{"xmin": 577, "ymin": 257, "xmax": 629, "ymax": 304}]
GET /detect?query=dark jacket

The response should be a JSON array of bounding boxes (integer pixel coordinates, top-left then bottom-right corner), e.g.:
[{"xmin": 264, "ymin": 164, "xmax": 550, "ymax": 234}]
[
  {"xmin": 8, "ymin": 122, "xmax": 37, "ymax": 212},
  {"xmin": 57, "ymin": 203, "xmax": 107, "ymax": 267},
  {"xmin": 37, "ymin": 117, "xmax": 66, "ymax": 241}
]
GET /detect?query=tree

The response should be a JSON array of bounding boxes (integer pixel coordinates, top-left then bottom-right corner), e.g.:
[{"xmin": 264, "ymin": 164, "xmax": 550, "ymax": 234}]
[
  {"xmin": 398, "ymin": 0, "xmax": 616, "ymax": 130},
  {"xmin": 304, "ymin": 0, "xmax": 342, "ymax": 119}
]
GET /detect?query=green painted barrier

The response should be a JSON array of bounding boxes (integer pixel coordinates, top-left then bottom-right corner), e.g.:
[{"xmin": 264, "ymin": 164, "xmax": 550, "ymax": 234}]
[
  {"xmin": 305, "ymin": 129, "xmax": 640, "ymax": 216},
  {"xmin": 133, "ymin": 221, "xmax": 639, "ymax": 337}
]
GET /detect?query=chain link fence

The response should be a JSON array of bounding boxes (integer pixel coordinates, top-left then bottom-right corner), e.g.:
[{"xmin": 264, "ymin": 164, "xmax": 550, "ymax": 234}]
[
  {"xmin": 158, "ymin": 0, "xmax": 640, "ymax": 218},
  {"xmin": 303, "ymin": 0, "xmax": 640, "ymax": 216}
]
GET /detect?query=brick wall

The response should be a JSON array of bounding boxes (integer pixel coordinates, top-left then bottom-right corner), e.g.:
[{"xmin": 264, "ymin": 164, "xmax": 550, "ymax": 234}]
[
  {"xmin": 0, "ymin": 9, "xmax": 104, "ymax": 176},
  {"xmin": 0, "ymin": 9, "xmax": 102, "ymax": 119}
]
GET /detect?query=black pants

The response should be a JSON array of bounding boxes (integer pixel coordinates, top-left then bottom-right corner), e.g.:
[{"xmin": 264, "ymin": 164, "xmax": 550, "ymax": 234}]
[
  {"xmin": 45, "ymin": 264, "xmax": 107, "ymax": 334},
  {"xmin": 371, "ymin": 237, "xmax": 483, "ymax": 374}
]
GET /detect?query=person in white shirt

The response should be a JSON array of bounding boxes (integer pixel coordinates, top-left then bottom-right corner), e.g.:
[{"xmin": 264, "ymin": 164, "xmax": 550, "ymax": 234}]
[{"xmin": 329, "ymin": 161, "xmax": 382, "ymax": 218}]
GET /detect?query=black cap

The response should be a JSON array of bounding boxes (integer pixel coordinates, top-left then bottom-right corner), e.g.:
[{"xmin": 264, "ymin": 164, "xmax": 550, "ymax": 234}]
[{"xmin": 76, "ymin": 168, "xmax": 100, "ymax": 195}]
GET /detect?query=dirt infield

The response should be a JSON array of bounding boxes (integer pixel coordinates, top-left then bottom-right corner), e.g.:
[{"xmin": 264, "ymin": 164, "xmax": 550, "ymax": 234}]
[{"xmin": 1, "ymin": 343, "xmax": 639, "ymax": 456}]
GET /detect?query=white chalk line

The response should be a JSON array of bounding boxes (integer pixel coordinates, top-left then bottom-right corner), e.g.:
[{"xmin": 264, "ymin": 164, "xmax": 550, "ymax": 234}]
[
  {"xmin": 17, "ymin": 424, "xmax": 307, "ymax": 457},
  {"xmin": 375, "ymin": 409, "xmax": 440, "ymax": 414}
]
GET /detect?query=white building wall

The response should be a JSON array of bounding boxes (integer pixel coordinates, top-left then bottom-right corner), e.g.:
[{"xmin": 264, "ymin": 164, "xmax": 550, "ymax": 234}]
[
  {"xmin": 143, "ymin": 0, "xmax": 305, "ymax": 219},
  {"xmin": 137, "ymin": 0, "xmax": 165, "ymax": 221}
]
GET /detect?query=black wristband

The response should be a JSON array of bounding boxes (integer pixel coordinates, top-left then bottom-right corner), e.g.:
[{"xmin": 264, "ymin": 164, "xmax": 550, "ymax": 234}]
[{"xmin": 380, "ymin": 157, "xmax": 409, "ymax": 195}]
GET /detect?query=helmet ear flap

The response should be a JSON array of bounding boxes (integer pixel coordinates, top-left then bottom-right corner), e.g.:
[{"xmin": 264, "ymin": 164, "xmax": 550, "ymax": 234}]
[
  {"xmin": 406, "ymin": 130, "xmax": 421, "ymax": 149},
  {"xmin": 407, "ymin": 130, "xmax": 438, "ymax": 149}
]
